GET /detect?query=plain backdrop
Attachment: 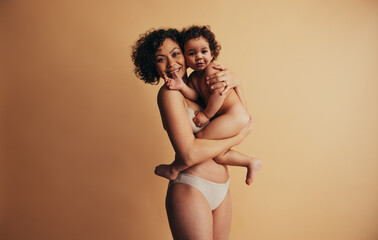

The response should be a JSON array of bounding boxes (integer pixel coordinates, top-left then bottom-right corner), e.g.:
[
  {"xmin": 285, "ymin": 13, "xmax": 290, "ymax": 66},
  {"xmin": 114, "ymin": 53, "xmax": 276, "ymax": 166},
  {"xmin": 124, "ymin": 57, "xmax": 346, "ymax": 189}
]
[{"xmin": 1, "ymin": 0, "xmax": 378, "ymax": 239}]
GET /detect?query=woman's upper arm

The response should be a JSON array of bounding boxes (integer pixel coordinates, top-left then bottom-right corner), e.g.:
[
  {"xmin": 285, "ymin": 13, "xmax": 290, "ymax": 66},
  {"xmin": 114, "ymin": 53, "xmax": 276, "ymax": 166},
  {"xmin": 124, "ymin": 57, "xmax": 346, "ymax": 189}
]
[{"xmin": 157, "ymin": 88, "xmax": 195, "ymax": 158}]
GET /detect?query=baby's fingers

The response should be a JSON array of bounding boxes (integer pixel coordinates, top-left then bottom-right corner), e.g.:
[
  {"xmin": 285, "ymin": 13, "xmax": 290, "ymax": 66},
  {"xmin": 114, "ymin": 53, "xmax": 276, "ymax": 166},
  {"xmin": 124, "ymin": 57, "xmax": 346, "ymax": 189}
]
[
  {"xmin": 193, "ymin": 117, "xmax": 199, "ymax": 125},
  {"xmin": 172, "ymin": 71, "xmax": 178, "ymax": 79},
  {"xmin": 163, "ymin": 73, "xmax": 168, "ymax": 81}
]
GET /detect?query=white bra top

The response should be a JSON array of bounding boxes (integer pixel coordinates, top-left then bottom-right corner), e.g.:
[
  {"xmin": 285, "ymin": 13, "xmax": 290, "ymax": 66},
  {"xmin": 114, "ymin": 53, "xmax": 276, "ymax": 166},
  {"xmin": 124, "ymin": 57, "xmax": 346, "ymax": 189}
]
[{"xmin": 185, "ymin": 101, "xmax": 208, "ymax": 134}]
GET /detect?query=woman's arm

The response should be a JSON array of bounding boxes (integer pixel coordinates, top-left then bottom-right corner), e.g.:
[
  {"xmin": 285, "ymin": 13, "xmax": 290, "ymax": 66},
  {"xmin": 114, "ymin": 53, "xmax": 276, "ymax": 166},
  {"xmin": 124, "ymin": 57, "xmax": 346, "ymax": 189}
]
[{"xmin": 157, "ymin": 87, "xmax": 251, "ymax": 167}]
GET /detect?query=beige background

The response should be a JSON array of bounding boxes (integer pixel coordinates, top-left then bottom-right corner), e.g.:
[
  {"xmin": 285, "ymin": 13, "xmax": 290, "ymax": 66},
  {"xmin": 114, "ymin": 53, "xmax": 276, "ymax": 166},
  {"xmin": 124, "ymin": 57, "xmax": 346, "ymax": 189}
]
[{"xmin": 1, "ymin": 0, "xmax": 378, "ymax": 239}]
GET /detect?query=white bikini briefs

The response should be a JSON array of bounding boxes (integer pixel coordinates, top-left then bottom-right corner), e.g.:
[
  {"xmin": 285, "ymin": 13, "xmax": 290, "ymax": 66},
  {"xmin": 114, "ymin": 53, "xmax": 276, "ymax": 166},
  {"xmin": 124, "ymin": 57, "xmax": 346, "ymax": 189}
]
[{"xmin": 169, "ymin": 173, "xmax": 230, "ymax": 210}]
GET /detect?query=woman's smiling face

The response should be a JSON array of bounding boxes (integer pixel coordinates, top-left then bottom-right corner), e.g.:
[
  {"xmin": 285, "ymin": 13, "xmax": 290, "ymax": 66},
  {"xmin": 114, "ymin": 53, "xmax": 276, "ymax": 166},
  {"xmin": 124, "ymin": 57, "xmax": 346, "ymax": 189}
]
[{"xmin": 155, "ymin": 38, "xmax": 187, "ymax": 79}]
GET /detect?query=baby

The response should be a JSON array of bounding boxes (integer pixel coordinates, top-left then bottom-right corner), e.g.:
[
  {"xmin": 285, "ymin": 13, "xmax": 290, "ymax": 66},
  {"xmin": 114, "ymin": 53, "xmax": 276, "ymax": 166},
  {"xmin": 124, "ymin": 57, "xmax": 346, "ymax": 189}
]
[{"xmin": 156, "ymin": 25, "xmax": 262, "ymax": 185}]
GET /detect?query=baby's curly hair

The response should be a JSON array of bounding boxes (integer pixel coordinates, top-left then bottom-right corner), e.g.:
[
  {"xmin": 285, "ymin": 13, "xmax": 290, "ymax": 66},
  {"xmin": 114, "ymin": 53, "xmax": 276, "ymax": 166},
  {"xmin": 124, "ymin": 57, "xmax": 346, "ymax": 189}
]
[
  {"xmin": 181, "ymin": 25, "xmax": 221, "ymax": 60},
  {"xmin": 131, "ymin": 28, "xmax": 181, "ymax": 84}
]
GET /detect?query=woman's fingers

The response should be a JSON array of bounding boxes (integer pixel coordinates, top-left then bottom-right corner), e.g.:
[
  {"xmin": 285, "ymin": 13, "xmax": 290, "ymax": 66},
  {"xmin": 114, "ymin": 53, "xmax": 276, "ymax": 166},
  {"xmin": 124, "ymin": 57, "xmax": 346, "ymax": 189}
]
[
  {"xmin": 221, "ymin": 84, "xmax": 231, "ymax": 95},
  {"xmin": 212, "ymin": 64, "xmax": 227, "ymax": 71},
  {"xmin": 206, "ymin": 71, "xmax": 226, "ymax": 83}
]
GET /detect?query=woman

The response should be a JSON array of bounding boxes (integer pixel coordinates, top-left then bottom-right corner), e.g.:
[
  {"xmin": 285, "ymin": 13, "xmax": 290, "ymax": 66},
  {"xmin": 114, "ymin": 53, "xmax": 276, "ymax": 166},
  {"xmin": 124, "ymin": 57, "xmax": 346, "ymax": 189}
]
[{"xmin": 132, "ymin": 28, "xmax": 252, "ymax": 240}]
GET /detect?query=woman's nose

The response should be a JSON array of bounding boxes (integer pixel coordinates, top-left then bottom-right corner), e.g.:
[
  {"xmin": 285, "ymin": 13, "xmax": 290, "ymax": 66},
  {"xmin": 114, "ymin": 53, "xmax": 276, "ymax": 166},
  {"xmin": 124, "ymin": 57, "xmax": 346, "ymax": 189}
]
[{"xmin": 167, "ymin": 58, "xmax": 173, "ymax": 67}]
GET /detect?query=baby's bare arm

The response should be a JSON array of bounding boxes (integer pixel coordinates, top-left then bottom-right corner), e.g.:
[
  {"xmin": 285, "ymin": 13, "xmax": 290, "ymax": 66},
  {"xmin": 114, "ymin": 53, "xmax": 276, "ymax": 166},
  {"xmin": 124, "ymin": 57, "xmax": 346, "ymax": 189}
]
[
  {"xmin": 165, "ymin": 72, "xmax": 199, "ymax": 101},
  {"xmin": 203, "ymin": 91, "xmax": 226, "ymax": 119}
]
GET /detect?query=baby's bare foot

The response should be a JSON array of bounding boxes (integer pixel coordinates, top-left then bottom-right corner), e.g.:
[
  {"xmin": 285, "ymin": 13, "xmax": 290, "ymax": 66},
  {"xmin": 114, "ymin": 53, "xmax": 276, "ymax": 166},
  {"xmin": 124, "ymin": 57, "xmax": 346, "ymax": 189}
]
[
  {"xmin": 154, "ymin": 164, "xmax": 179, "ymax": 180},
  {"xmin": 246, "ymin": 158, "xmax": 263, "ymax": 185}
]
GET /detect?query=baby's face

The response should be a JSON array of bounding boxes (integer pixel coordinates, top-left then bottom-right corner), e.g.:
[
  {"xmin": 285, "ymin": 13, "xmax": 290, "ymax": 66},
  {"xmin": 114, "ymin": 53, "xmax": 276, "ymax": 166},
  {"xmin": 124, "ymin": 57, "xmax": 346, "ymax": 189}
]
[{"xmin": 184, "ymin": 36, "xmax": 213, "ymax": 71}]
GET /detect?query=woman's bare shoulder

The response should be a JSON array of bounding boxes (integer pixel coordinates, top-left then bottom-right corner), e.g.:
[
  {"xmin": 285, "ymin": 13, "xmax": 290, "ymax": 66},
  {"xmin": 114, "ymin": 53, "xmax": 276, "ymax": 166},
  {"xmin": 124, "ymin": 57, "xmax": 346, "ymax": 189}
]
[{"xmin": 157, "ymin": 85, "xmax": 193, "ymax": 138}]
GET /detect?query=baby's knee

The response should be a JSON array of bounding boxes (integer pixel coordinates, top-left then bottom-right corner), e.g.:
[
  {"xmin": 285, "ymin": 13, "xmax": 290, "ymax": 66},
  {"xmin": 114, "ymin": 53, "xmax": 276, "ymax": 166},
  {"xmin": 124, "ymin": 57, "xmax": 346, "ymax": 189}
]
[
  {"xmin": 213, "ymin": 150, "xmax": 229, "ymax": 164},
  {"xmin": 213, "ymin": 156, "xmax": 225, "ymax": 164},
  {"xmin": 235, "ymin": 113, "xmax": 249, "ymax": 129}
]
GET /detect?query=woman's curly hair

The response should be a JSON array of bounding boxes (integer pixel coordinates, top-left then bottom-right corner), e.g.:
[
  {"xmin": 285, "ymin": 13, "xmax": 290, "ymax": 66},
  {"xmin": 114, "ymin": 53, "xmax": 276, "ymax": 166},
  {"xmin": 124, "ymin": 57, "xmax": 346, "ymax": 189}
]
[
  {"xmin": 131, "ymin": 28, "xmax": 181, "ymax": 84},
  {"xmin": 180, "ymin": 25, "xmax": 221, "ymax": 60}
]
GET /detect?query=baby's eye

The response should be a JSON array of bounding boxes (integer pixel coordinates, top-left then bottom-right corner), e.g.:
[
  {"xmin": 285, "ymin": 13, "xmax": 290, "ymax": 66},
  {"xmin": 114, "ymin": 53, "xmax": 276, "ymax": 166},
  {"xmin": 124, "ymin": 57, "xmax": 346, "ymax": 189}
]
[
  {"xmin": 202, "ymin": 50, "xmax": 208, "ymax": 54},
  {"xmin": 188, "ymin": 52, "xmax": 195, "ymax": 56}
]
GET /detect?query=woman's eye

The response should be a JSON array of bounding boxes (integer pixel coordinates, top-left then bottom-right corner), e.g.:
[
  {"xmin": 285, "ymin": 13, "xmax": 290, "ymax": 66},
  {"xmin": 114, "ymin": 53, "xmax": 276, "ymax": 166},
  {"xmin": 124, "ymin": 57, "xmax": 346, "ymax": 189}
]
[
  {"xmin": 172, "ymin": 52, "xmax": 179, "ymax": 57},
  {"xmin": 156, "ymin": 58, "xmax": 165, "ymax": 63}
]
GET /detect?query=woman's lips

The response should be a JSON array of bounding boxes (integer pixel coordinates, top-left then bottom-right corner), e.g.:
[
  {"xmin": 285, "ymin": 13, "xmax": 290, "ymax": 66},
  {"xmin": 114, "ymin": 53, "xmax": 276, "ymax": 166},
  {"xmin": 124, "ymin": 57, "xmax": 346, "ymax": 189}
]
[{"xmin": 166, "ymin": 67, "xmax": 181, "ymax": 77}]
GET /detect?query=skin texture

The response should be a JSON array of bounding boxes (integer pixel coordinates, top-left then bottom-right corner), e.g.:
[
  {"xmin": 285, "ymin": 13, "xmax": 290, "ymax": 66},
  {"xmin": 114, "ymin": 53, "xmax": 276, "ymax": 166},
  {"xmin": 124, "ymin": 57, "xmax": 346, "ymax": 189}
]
[
  {"xmin": 154, "ymin": 38, "xmax": 252, "ymax": 239},
  {"xmin": 184, "ymin": 36, "xmax": 214, "ymax": 72},
  {"xmin": 157, "ymin": 36, "xmax": 262, "ymax": 186}
]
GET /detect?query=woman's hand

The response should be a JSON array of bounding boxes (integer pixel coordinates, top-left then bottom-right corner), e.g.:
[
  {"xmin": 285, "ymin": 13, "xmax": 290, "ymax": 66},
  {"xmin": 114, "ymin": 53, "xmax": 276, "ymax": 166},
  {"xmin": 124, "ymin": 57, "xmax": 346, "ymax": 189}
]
[{"xmin": 206, "ymin": 65, "xmax": 241, "ymax": 95}]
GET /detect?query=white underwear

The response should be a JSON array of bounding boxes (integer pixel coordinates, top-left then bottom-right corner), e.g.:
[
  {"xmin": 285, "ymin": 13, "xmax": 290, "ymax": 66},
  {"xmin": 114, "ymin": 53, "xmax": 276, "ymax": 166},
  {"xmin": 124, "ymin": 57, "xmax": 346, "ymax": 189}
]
[{"xmin": 170, "ymin": 173, "xmax": 230, "ymax": 210}]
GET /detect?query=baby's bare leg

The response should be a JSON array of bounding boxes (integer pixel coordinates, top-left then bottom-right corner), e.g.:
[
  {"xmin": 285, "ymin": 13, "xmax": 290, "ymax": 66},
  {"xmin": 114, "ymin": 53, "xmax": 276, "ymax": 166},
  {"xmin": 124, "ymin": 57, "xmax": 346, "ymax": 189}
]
[
  {"xmin": 216, "ymin": 150, "xmax": 262, "ymax": 185},
  {"xmin": 196, "ymin": 105, "xmax": 249, "ymax": 140},
  {"xmin": 196, "ymin": 106, "xmax": 262, "ymax": 185}
]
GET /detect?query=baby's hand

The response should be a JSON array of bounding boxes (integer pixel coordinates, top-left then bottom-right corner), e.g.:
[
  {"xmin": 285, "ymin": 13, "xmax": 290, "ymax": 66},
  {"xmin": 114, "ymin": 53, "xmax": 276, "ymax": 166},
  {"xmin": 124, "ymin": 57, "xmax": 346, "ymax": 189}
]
[
  {"xmin": 164, "ymin": 71, "xmax": 185, "ymax": 91},
  {"xmin": 193, "ymin": 112, "xmax": 209, "ymax": 127}
]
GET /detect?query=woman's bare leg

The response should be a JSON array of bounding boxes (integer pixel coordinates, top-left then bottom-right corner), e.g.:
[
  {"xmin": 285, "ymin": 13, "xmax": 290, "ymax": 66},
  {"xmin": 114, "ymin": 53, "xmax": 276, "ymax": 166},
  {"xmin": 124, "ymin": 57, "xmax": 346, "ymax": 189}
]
[
  {"xmin": 166, "ymin": 183, "xmax": 213, "ymax": 240},
  {"xmin": 213, "ymin": 191, "xmax": 232, "ymax": 240}
]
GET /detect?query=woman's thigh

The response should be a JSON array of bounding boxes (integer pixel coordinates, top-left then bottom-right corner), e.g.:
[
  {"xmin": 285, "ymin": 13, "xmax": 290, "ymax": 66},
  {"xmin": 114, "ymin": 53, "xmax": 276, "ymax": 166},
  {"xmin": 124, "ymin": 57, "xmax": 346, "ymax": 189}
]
[
  {"xmin": 166, "ymin": 183, "xmax": 213, "ymax": 240},
  {"xmin": 212, "ymin": 191, "xmax": 232, "ymax": 240}
]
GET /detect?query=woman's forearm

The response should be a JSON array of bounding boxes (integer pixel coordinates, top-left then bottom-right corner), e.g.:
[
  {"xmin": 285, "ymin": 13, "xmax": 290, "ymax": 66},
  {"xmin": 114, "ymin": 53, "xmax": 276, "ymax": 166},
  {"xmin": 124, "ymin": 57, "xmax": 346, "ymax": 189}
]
[
  {"xmin": 170, "ymin": 133, "xmax": 243, "ymax": 173},
  {"xmin": 158, "ymin": 88, "xmax": 251, "ymax": 175},
  {"xmin": 170, "ymin": 117, "xmax": 252, "ymax": 173}
]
